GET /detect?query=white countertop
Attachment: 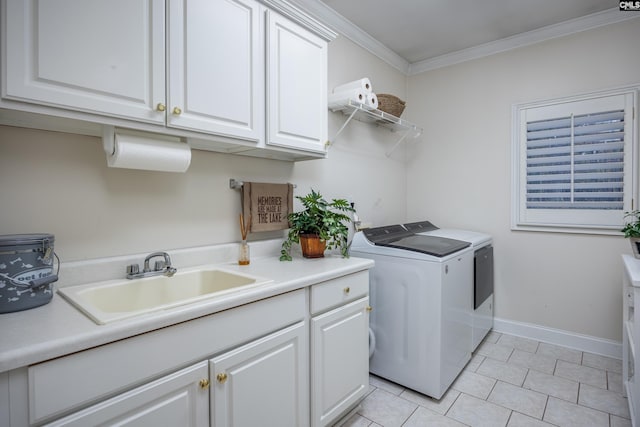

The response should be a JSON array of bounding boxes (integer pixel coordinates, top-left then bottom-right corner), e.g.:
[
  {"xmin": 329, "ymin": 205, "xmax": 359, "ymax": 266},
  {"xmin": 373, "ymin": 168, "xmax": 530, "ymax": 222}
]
[
  {"xmin": 623, "ymin": 254, "xmax": 640, "ymax": 288},
  {"xmin": 0, "ymin": 242, "xmax": 373, "ymax": 373}
]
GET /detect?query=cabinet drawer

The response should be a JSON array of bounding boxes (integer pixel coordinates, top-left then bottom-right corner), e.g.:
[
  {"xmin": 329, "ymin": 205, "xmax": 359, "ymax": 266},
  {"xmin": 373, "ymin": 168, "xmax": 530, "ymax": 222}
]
[{"xmin": 310, "ymin": 271, "xmax": 368, "ymax": 315}]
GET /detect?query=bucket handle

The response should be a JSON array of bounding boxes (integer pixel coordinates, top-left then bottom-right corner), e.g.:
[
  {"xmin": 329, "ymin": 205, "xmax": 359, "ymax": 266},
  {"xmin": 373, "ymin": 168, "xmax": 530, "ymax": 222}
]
[{"xmin": 0, "ymin": 252, "xmax": 60, "ymax": 289}]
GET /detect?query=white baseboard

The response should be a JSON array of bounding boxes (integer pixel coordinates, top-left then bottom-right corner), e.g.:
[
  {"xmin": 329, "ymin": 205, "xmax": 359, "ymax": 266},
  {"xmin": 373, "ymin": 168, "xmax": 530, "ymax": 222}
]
[{"xmin": 493, "ymin": 317, "xmax": 622, "ymax": 360}]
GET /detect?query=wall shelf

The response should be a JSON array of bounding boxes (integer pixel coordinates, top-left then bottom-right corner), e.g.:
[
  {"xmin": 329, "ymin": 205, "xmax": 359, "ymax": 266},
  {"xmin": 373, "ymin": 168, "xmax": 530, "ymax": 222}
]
[{"xmin": 328, "ymin": 99, "xmax": 423, "ymax": 156}]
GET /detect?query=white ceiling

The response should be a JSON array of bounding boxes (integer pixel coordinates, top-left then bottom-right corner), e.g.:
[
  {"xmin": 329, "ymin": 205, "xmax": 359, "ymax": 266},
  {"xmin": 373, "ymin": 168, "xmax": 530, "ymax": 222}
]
[{"xmin": 290, "ymin": 0, "xmax": 635, "ymax": 74}]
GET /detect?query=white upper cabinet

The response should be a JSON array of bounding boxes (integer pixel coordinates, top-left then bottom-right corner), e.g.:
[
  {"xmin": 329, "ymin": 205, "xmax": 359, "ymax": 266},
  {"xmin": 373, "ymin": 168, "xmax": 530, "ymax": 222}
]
[
  {"xmin": 167, "ymin": 0, "xmax": 263, "ymax": 141},
  {"xmin": 1, "ymin": 0, "xmax": 335, "ymax": 159},
  {"xmin": 3, "ymin": 0, "xmax": 166, "ymax": 124},
  {"xmin": 266, "ymin": 10, "xmax": 328, "ymax": 153}
]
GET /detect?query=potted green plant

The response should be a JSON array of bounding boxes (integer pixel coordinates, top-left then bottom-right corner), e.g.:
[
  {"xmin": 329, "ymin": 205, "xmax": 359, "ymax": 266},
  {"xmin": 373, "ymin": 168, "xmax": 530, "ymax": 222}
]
[
  {"xmin": 280, "ymin": 189, "xmax": 354, "ymax": 261},
  {"xmin": 622, "ymin": 210, "xmax": 640, "ymax": 259}
]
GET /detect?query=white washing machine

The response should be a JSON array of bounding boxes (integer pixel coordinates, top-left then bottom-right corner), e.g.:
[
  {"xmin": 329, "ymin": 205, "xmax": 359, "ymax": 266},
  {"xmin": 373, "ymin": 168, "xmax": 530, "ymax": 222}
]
[
  {"xmin": 404, "ymin": 221, "xmax": 494, "ymax": 350},
  {"xmin": 350, "ymin": 224, "xmax": 474, "ymax": 399}
]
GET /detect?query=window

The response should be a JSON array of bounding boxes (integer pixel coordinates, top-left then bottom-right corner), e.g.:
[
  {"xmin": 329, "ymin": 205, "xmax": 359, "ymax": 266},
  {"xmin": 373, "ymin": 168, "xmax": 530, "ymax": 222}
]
[{"xmin": 512, "ymin": 88, "xmax": 637, "ymax": 234}]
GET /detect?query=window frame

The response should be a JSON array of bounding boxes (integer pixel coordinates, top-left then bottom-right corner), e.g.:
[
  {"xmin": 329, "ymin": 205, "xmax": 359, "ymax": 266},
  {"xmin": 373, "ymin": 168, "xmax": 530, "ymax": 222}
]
[{"xmin": 511, "ymin": 86, "xmax": 639, "ymax": 235}]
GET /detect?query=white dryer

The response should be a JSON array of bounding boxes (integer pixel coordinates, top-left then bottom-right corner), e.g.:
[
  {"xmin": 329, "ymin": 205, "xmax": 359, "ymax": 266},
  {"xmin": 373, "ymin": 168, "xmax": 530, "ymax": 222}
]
[
  {"xmin": 350, "ymin": 225, "xmax": 473, "ymax": 399},
  {"xmin": 405, "ymin": 221, "xmax": 494, "ymax": 350}
]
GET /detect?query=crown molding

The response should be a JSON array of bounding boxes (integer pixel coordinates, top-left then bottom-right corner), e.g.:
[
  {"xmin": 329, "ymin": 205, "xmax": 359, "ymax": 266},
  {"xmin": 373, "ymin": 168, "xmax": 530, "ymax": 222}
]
[
  {"xmin": 408, "ymin": 8, "xmax": 640, "ymax": 75},
  {"xmin": 286, "ymin": 0, "xmax": 410, "ymax": 74},
  {"xmin": 262, "ymin": 0, "xmax": 337, "ymax": 41},
  {"xmin": 286, "ymin": 2, "xmax": 639, "ymax": 77}
]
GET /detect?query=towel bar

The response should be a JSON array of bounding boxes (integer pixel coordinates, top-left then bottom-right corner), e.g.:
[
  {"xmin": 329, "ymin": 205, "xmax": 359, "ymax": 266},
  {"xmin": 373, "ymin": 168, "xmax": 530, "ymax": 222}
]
[{"xmin": 229, "ymin": 179, "xmax": 296, "ymax": 190}]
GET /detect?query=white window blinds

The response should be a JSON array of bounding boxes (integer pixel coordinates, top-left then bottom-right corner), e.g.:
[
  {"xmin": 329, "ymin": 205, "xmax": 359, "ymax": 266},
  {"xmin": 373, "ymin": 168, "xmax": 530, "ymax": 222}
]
[
  {"xmin": 512, "ymin": 89, "xmax": 637, "ymax": 233},
  {"xmin": 526, "ymin": 109, "xmax": 625, "ymax": 210}
]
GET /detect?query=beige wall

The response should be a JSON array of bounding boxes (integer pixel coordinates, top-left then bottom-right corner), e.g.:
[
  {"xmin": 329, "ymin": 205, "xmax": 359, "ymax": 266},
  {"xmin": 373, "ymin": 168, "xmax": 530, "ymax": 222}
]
[
  {"xmin": 0, "ymin": 35, "xmax": 408, "ymax": 261},
  {"xmin": 405, "ymin": 19, "xmax": 640, "ymax": 342}
]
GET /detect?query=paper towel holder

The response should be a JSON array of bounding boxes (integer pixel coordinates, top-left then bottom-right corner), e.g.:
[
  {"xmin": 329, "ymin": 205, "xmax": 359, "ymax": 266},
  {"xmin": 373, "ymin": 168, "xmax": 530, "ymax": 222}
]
[
  {"xmin": 103, "ymin": 125, "xmax": 116, "ymax": 156},
  {"xmin": 102, "ymin": 126, "xmax": 186, "ymax": 155},
  {"xmin": 102, "ymin": 125, "xmax": 192, "ymax": 173}
]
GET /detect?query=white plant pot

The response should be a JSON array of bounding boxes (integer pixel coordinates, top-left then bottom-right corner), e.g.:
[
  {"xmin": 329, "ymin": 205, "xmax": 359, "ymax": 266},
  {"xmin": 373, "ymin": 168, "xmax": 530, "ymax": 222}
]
[{"xmin": 631, "ymin": 237, "xmax": 640, "ymax": 259}]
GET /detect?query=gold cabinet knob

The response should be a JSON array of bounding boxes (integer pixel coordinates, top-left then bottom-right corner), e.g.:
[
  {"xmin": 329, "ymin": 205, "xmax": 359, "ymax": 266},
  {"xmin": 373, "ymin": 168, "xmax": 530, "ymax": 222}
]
[
  {"xmin": 156, "ymin": 103, "xmax": 166, "ymax": 112},
  {"xmin": 216, "ymin": 373, "xmax": 228, "ymax": 384},
  {"xmin": 172, "ymin": 106, "xmax": 182, "ymax": 115},
  {"xmin": 366, "ymin": 306, "xmax": 373, "ymax": 312},
  {"xmin": 343, "ymin": 287, "xmax": 350, "ymax": 294},
  {"xmin": 199, "ymin": 378, "xmax": 210, "ymax": 389}
]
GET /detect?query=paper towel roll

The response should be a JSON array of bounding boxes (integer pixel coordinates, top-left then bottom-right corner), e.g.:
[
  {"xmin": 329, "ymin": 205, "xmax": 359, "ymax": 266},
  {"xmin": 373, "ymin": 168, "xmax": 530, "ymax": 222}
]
[
  {"xmin": 328, "ymin": 89, "xmax": 366, "ymax": 109},
  {"xmin": 366, "ymin": 93, "xmax": 379, "ymax": 110},
  {"xmin": 333, "ymin": 78, "xmax": 372, "ymax": 94},
  {"xmin": 107, "ymin": 133, "xmax": 191, "ymax": 173}
]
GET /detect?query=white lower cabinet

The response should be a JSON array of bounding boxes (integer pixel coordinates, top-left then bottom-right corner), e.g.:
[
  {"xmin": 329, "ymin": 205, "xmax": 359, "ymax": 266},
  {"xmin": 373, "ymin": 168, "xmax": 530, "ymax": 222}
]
[
  {"xmin": 311, "ymin": 298, "xmax": 369, "ymax": 427},
  {"xmin": 42, "ymin": 321, "xmax": 308, "ymax": 427},
  {"xmin": 2, "ymin": 270, "xmax": 372, "ymax": 426},
  {"xmin": 24, "ymin": 290, "xmax": 305, "ymax": 426},
  {"xmin": 310, "ymin": 272, "xmax": 370, "ymax": 427},
  {"xmin": 210, "ymin": 321, "xmax": 308, "ymax": 427},
  {"xmin": 623, "ymin": 255, "xmax": 639, "ymax": 425},
  {"xmin": 44, "ymin": 321, "xmax": 309, "ymax": 427},
  {"xmin": 44, "ymin": 362, "xmax": 209, "ymax": 427}
]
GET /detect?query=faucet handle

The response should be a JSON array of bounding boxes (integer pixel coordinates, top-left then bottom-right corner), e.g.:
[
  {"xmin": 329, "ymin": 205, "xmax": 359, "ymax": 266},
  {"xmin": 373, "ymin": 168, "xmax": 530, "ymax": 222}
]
[
  {"xmin": 154, "ymin": 260, "xmax": 166, "ymax": 271},
  {"xmin": 126, "ymin": 264, "xmax": 140, "ymax": 275}
]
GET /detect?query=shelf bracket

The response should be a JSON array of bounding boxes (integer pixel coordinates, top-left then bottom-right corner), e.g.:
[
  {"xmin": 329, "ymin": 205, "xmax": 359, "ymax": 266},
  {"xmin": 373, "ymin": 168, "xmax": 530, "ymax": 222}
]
[
  {"xmin": 385, "ymin": 130, "xmax": 412, "ymax": 157},
  {"xmin": 327, "ymin": 107, "xmax": 359, "ymax": 148}
]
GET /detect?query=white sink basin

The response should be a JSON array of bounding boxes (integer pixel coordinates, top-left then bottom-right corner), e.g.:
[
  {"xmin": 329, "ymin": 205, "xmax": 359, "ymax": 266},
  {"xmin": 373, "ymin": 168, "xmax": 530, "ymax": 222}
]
[{"xmin": 58, "ymin": 267, "xmax": 272, "ymax": 324}]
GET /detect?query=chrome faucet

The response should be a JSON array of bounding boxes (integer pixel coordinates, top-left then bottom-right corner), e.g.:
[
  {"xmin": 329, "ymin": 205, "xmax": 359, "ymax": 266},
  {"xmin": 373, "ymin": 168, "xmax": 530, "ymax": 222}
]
[{"xmin": 126, "ymin": 251, "xmax": 177, "ymax": 279}]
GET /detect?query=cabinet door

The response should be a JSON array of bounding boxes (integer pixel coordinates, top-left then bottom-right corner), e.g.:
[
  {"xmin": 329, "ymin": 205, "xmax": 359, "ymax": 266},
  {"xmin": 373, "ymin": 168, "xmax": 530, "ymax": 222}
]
[
  {"xmin": 210, "ymin": 321, "xmax": 308, "ymax": 427},
  {"xmin": 3, "ymin": 0, "xmax": 165, "ymax": 123},
  {"xmin": 45, "ymin": 362, "xmax": 209, "ymax": 427},
  {"xmin": 311, "ymin": 297, "xmax": 369, "ymax": 427},
  {"xmin": 167, "ymin": 0, "xmax": 263, "ymax": 141},
  {"xmin": 266, "ymin": 10, "xmax": 328, "ymax": 154}
]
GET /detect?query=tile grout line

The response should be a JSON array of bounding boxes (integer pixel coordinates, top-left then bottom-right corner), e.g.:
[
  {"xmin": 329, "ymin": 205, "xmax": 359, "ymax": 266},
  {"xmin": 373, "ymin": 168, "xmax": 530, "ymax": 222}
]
[
  {"xmin": 541, "ymin": 392, "xmax": 550, "ymax": 425},
  {"xmin": 443, "ymin": 388, "xmax": 463, "ymax": 418},
  {"xmin": 398, "ymin": 405, "xmax": 419, "ymax": 427}
]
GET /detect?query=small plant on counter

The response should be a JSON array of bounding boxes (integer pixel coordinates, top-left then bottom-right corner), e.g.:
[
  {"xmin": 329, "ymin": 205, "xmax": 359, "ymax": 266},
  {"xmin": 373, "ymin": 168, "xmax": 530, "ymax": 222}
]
[
  {"xmin": 622, "ymin": 210, "xmax": 640, "ymax": 259},
  {"xmin": 622, "ymin": 210, "xmax": 640, "ymax": 238},
  {"xmin": 280, "ymin": 189, "xmax": 354, "ymax": 261}
]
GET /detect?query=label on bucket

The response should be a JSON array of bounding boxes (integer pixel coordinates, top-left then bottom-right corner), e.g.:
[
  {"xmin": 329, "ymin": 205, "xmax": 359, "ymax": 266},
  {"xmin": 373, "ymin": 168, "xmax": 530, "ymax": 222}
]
[
  {"xmin": 9, "ymin": 268, "xmax": 54, "ymax": 287},
  {"xmin": 0, "ymin": 269, "xmax": 54, "ymax": 311}
]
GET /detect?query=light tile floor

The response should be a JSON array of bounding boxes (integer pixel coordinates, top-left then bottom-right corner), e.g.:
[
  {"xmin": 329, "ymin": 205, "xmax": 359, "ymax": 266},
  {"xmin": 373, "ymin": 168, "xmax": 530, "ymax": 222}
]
[{"xmin": 342, "ymin": 331, "xmax": 631, "ymax": 427}]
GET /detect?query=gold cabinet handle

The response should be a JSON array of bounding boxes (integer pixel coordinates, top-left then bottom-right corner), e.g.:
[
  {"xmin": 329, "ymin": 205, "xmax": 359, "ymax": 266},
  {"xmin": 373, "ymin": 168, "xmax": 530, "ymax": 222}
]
[
  {"xmin": 199, "ymin": 378, "xmax": 210, "ymax": 389},
  {"xmin": 366, "ymin": 306, "xmax": 373, "ymax": 312},
  {"xmin": 172, "ymin": 106, "xmax": 182, "ymax": 115},
  {"xmin": 216, "ymin": 373, "xmax": 228, "ymax": 384},
  {"xmin": 343, "ymin": 287, "xmax": 350, "ymax": 294},
  {"xmin": 156, "ymin": 103, "xmax": 166, "ymax": 112}
]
